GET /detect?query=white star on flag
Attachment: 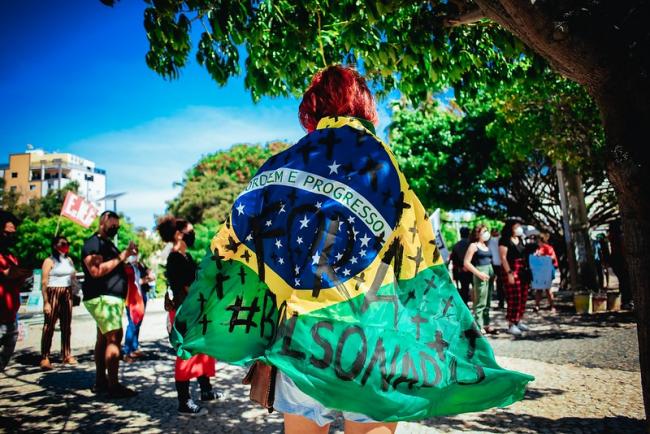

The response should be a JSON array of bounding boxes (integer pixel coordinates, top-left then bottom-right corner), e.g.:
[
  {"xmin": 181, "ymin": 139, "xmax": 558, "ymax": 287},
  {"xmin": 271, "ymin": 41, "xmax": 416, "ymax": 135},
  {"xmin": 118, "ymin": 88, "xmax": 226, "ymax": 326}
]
[
  {"xmin": 347, "ymin": 216, "xmax": 356, "ymax": 224},
  {"xmin": 350, "ymin": 256, "xmax": 358, "ymax": 264},
  {"xmin": 279, "ymin": 203, "xmax": 286, "ymax": 213},
  {"xmin": 294, "ymin": 278, "xmax": 301, "ymax": 286},
  {"xmin": 328, "ymin": 160, "xmax": 341, "ymax": 174},
  {"xmin": 300, "ymin": 215, "xmax": 310, "ymax": 229},
  {"xmin": 315, "ymin": 201, "xmax": 322, "ymax": 209},
  {"xmin": 236, "ymin": 203, "xmax": 245, "ymax": 215},
  {"xmin": 278, "ymin": 257, "xmax": 285, "ymax": 265},
  {"xmin": 343, "ymin": 268, "xmax": 351, "ymax": 276},
  {"xmin": 294, "ymin": 265, "xmax": 300, "ymax": 275},
  {"xmin": 335, "ymin": 252, "xmax": 343, "ymax": 261},
  {"xmin": 296, "ymin": 236, "xmax": 304, "ymax": 245},
  {"xmin": 245, "ymin": 233, "xmax": 253, "ymax": 242},
  {"xmin": 275, "ymin": 239, "xmax": 283, "ymax": 249},
  {"xmin": 359, "ymin": 249, "xmax": 367, "ymax": 257},
  {"xmin": 265, "ymin": 220, "xmax": 272, "ymax": 227},
  {"xmin": 359, "ymin": 233, "xmax": 371, "ymax": 247},
  {"xmin": 312, "ymin": 253, "xmax": 320, "ymax": 265}
]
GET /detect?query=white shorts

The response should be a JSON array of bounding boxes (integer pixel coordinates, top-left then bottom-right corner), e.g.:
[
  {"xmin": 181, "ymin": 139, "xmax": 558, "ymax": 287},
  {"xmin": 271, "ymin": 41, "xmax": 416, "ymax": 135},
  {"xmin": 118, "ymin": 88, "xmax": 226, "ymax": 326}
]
[{"xmin": 273, "ymin": 370, "xmax": 376, "ymax": 426}]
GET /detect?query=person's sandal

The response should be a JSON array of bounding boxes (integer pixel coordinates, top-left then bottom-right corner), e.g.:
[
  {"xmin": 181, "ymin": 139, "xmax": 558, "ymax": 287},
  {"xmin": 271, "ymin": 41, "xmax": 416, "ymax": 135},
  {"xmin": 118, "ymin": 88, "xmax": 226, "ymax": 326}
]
[
  {"xmin": 63, "ymin": 356, "xmax": 78, "ymax": 365},
  {"xmin": 40, "ymin": 358, "xmax": 53, "ymax": 370}
]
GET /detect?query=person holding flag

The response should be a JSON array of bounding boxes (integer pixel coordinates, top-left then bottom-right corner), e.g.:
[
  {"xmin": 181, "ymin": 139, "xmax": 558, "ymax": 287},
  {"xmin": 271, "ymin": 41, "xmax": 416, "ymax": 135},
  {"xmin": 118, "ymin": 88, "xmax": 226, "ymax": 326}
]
[{"xmin": 170, "ymin": 65, "xmax": 533, "ymax": 432}]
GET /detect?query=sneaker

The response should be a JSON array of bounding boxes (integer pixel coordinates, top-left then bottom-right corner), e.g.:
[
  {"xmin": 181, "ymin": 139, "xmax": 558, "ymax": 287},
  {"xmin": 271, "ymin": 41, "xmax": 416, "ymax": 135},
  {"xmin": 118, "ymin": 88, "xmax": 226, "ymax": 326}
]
[
  {"xmin": 178, "ymin": 399, "xmax": 208, "ymax": 416},
  {"xmin": 200, "ymin": 390, "xmax": 223, "ymax": 402},
  {"xmin": 40, "ymin": 358, "xmax": 53, "ymax": 370},
  {"xmin": 108, "ymin": 385, "xmax": 138, "ymax": 399},
  {"xmin": 507, "ymin": 324, "xmax": 523, "ymax": 336},
  {"xmin": 517, "ymin": 322, "xmax": 530, "ymax": 332}
]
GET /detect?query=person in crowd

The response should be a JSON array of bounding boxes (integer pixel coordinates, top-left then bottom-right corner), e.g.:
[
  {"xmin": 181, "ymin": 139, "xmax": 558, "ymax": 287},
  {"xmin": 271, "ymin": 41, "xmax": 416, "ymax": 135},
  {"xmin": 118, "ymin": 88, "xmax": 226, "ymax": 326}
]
[
  {"xmin": 593, "ymin": 233, "xmax": 610, "ymax": 290},
  {"xmin": 40, "ymin": 236, "xmax": 78, "ymax": 369},
  {"xmin": 608, "ymin": 220, "xmax": 632, "ymax": 309},
  {"xmin": 157, "ymin": 215, "xmax": 220, "ymax": 416},
  {"xmin": 463, "ymin": 224, "xmax": 498, "ymax": 335},
  {"xmin": 82, "ymin": 210, "xmax": 138, "ymax": 398},
  {"xmin": 499, "ymin": 218, "xmax": 531, "ymax": 336},
  {"xmin": 122, "ymin": 254, "xmax": 154, "ymax": 362},
  {"xmin": 450, "ymin": 227, "xmax": 472, "ymax": 304},
  {"xmin": 531, "ymin": 231, "xmax": 558, "ymax": 314},
  {"xmin": 0, "ymin": 210, "xmax": 29, "ymax": 372},
  {"xmin": 488, "ymin": 228, "xmax": 504, "ymax": 309}
]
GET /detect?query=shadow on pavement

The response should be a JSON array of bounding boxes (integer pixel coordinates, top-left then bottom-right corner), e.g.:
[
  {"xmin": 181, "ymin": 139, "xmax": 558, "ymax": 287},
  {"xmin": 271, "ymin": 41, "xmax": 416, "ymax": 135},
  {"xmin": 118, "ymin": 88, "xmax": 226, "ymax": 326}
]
[{"xmin": 420, "ymin": 412, "xmax": 645, "ymax": 434}]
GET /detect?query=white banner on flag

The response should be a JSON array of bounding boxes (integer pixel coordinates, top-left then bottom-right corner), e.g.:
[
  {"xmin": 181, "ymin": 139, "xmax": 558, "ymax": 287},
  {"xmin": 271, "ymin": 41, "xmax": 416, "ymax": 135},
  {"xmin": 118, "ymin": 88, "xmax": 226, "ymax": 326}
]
[
  {"xmin": 429, "ymin": 209, "xmax": 450, "ymax": 263},
  {"xmin": 60, "ymin": 191, "xmax": 99, "ymax": 228}
]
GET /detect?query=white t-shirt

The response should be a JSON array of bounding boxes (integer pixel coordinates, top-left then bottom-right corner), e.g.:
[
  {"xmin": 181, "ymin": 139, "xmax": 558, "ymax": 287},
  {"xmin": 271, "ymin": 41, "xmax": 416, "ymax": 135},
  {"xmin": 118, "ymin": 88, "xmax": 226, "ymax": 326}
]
[{"xmin": 488, "ymin": 236, "xmax": 502, "ymax": 266}]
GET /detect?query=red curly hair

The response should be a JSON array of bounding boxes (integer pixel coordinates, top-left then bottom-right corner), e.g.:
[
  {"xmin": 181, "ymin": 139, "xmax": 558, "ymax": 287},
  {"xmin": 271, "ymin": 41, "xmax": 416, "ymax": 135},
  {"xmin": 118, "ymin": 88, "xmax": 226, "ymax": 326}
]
[{"xmin": 299, "ymin": 65, "xmax": 378, "ymax": 132}]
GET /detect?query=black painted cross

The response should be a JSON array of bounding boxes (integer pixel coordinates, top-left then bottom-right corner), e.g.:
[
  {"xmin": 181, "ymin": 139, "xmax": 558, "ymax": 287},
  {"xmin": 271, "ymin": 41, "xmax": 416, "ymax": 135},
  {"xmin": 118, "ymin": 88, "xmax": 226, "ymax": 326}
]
[
  {"xmin": 442, "ymin": 296, "xmax": 454, "ymax": 316},
  {"xmin": 358, "ymin": 157, "xmax": 383, "ymax": 191},
  {"xmin": 427, "ymin": 330, "xmax": 449, "ymax": 361},
  {"xmin": 199, "ymin": 314, "xmax": 212, "ymax": 335},
  {"xmin": 393, "ymin": 192, "xmax": 411, "ymax": 224},
  {"xmin": 211, "ymin": 248, "xmax": 225, "ymax": 270},
  {"xmin": 408, "ymin": 219, "xmax": 418, "ymax": 243},
  {"xmin": 225, "ymin": 236, "xmax": 241, "ymax": 253},
  {"xmin": 215, "ymin": 272, "xmax": 230, "ymax": 299},
  {"xmin": 407, "ymin": 246, "xmax": 424, "ymax": 275},
  {"xmin": 318, "ymin": 129, "xmax": 342, "ymax": 160},
  {"xmin": 423, "ymin": 275, "xmax": 436, "ymax": 297},
  {"xmin": 240, "ymin": 250, "xmax": 251, "ymax": 263},
  {"xmin": 410, "ymin": 313, "xmax": 428, "ymax": 340},
  {"xmin": 297, "ymin": 141, "xmax": 316, "ymax": 164},
  {"xmin": 197, "ymin": 292, "xmax": 207, "ymax": 315},
  {"xmin": 239, "ymin": 266, "xmax": 247, "ymax": 285}
]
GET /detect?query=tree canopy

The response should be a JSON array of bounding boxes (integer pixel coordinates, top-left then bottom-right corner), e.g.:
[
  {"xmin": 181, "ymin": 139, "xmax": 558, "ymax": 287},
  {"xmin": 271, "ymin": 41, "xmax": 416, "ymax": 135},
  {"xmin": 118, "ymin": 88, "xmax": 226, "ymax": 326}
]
[{"xmin": 167, "ymin": 141, "xmax": 289, "ymax": 223}]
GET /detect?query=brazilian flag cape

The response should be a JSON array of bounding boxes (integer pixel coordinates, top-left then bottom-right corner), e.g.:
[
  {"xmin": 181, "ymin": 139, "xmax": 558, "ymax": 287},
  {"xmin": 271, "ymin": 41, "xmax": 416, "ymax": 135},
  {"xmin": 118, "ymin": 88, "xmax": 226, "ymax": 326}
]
[{"xmin": 170, "ymin": 116, "xmax": 533, "ymax": 421}]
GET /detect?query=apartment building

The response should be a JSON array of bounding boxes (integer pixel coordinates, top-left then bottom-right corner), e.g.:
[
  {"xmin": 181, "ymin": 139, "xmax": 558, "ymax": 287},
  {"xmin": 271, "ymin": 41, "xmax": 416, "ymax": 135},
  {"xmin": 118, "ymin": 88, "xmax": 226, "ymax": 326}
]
[{"xmin": 2, "ymin": 147, "xmax": 106, "ymax": 210}]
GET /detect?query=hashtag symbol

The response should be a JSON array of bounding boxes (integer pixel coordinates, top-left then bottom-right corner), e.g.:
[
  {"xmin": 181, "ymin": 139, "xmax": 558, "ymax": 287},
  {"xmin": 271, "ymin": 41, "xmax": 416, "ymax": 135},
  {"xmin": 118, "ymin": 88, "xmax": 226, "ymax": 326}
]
[{"xmin": 226, "ymin": 296, "xmax": 260, "ymax": 333}]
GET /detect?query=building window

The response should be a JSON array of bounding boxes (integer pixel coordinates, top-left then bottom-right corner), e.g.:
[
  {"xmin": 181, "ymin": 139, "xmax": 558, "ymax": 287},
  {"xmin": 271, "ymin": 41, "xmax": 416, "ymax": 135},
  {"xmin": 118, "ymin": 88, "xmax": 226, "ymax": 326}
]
[
  {"xmin": 10, "ymin": 186, "xmax": 16, "ymax": 192},
  {"xmin": 30, "ymin": 184, "xmax": 37, "ymax": 191},
  {"xmin": 11, "ymin": 172, "xmax": 18, "ymax": 178}
]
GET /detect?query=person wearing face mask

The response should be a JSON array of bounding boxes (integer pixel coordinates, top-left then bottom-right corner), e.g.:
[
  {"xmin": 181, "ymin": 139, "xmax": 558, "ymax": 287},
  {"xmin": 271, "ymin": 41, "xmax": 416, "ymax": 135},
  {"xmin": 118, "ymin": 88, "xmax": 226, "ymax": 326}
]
[
  {"xmin": 463, "ymin": 224, "xmax": 499, "ymax": 335},
  {"xmin": 81, "ymin": 210, "xmax": 138, "ymax": 399},
  {"xmin": 156, "ymin": 215, "xmax": 220, "ymax": 416},
  {"xmin": 0, "ymin": 210, "xmax": 30, "ymax": 372},
  {"xmin": 498, "ymin": 219, "xmax": 531, "ymax": 336},
  {"xmin": 39, "ymin": 236, "xmax": 78, "ymax": 370}
]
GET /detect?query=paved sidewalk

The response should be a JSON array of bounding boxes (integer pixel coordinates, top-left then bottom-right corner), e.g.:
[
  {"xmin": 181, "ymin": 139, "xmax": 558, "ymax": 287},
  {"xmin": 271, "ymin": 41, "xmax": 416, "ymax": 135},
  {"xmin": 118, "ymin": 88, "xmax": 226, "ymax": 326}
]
[{"xmin": 1, "ymin": 297, "xmax": 645, "ymax": 433}]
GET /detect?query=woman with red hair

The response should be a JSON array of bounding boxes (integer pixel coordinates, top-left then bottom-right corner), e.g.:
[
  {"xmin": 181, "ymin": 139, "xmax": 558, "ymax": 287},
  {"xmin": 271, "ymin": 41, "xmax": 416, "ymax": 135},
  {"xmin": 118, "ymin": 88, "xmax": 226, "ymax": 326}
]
[{"xmin": 170, "ymin": 65, "xmax": 532, "ymax": 434}]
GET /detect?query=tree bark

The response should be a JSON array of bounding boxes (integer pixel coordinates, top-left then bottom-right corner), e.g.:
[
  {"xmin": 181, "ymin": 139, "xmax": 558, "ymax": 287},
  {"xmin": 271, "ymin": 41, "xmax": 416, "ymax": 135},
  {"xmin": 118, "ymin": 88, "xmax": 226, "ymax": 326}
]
[
  {"xmin": 593, "ymin": 76, "xmax": 650, "ymax": 427},
  {"xmin": 560, "ymin": 163, "xmax": 600, "ymax": 291}
]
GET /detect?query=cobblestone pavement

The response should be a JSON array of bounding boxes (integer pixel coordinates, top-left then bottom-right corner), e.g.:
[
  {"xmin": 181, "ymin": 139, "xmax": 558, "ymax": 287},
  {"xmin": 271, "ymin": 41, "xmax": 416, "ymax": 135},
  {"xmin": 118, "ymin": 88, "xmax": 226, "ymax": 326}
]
[{"xmin": 1, "ymin": 297, "xmax": 645, "ymax": 433}]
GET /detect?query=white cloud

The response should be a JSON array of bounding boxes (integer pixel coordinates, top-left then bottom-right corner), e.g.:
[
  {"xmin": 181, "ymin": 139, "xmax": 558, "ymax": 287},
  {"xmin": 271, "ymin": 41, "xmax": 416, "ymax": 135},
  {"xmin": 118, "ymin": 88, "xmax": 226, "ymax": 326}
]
[{"xmin": 66, "ymin": 105, "xmax": 305, "ymax": 228}]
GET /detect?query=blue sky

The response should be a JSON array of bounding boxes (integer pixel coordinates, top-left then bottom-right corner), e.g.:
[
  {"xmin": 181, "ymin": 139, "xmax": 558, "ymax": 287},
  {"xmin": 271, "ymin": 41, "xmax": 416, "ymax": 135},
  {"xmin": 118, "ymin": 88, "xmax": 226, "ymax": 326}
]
[{"xmin": 0, "ymin": 1, "xmax": 394, "ymax": 228}]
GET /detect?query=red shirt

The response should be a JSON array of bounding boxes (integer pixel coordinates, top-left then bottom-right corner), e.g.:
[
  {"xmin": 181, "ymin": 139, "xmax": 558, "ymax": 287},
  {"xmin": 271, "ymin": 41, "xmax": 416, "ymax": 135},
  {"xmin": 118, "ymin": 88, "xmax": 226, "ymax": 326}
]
[
  {"xmin": 536, "ymin": 243, "xmax": 558, "ymax": 268},
  {"xmin": 0, "ymin": 252, "xmax": 21, "ymax": 323}
]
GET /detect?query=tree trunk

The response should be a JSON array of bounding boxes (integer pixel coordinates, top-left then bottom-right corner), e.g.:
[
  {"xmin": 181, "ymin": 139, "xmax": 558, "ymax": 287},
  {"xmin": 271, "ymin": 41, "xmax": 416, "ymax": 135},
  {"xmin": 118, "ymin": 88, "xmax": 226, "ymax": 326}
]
[
  {"xmin": 561, "ymin": 164, "xmax": 600, "ymax": 291},
  {"xmin": 556, "ymin": 162, "xmax": 579, "ymax": 291},
  {"xmin": 593, "ymin": 77, "xmax": 650, "ymax": 429}
]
